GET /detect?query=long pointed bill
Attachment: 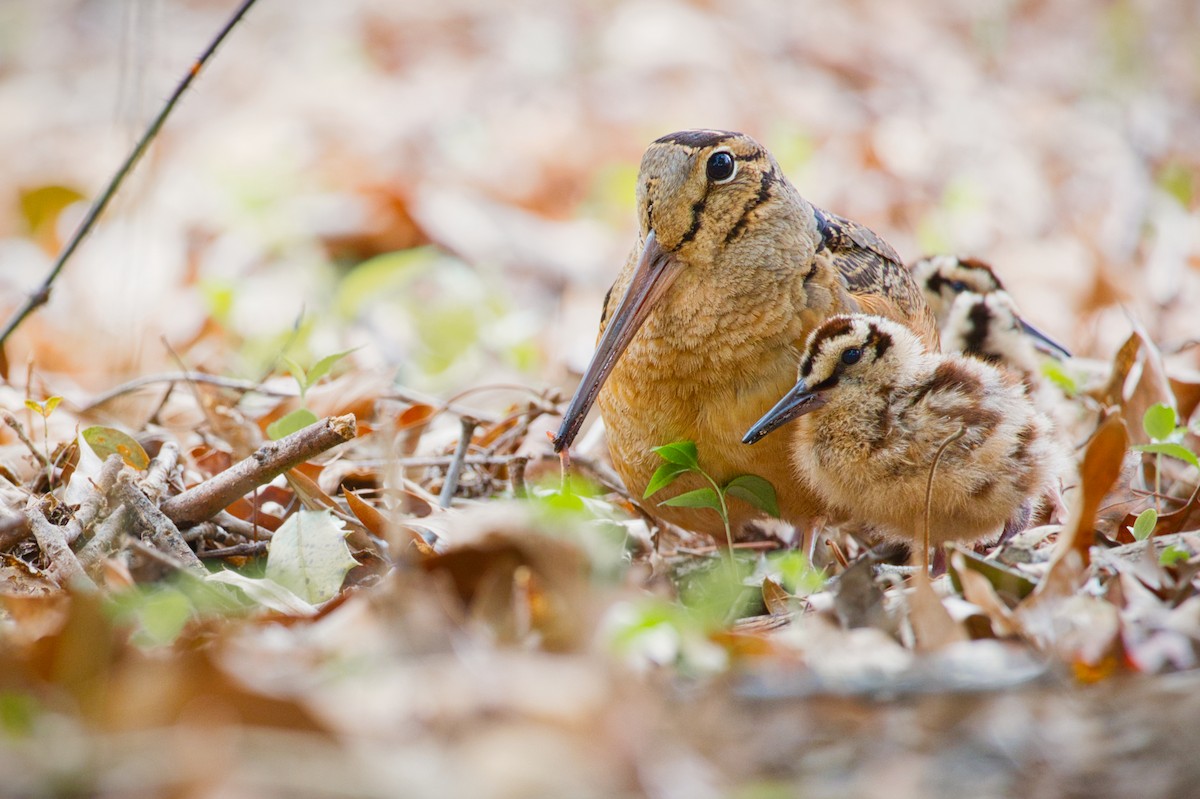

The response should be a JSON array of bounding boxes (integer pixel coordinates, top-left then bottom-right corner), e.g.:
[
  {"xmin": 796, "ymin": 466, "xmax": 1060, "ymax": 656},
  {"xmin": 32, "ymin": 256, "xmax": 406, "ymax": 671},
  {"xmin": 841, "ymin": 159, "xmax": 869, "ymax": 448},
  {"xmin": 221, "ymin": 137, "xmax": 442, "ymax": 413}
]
[
  {"xmin": 742, "ymin": 381, "xmax": 828, "ymax": 445},
  {"xmin": 553, "ymin": 230, "xmax": 683, "ymax": 452},
  {"xmin": 1017, "ymin": 317, "xmax": 1071, "ymax": 360}
]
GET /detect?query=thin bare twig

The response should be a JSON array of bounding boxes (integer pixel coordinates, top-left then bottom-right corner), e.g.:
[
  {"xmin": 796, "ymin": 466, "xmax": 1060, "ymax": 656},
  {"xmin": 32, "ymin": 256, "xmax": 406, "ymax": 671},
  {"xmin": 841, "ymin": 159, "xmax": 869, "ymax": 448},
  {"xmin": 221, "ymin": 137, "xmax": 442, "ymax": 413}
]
[
  {"xmin": 198, "ymin": 541, "xmax": 269, "ymax": 559},
  {"xmin": 26, "ymin": 499, "xmax": 95, "ymax": 588},
  {"xmin": 77, "ymin": 505, "xmax": 131, "ymax": 569},
  {"xmin": 63, "ymin": 453, "xmax": 125, "ymax": 545},
  {"xmin": 80, "ymin": 371, "xmax": 298, "ymax": 412},
  {"xmin": 140, "ymin": 441, "xmax": 181, "ymax": 501},
  {"xmin": 212, "ymin": 510, "xmax": 270, "ymax": 540},
  {"xmin": 439, "ymin": 416, "xmax": 480, "ymax": 509},
  {"xmin": 2, "ymin": 412, "xmax": 50, "ymax": 468},
  {"xmin": 509, "ymin": 455, "xmax": 530, "ymax": 498},
  {"xmin": 389, "ymin": 453, "xmax": 531, "ymax": 469},
  {"xmin": 161, "ymin": 414, "xmax": 357, "ymax": 525},
  {"xmin": 0, "ymin": 0, "xmax": 263, "ymax": 346},
  {"xmin": 118, "ymin": 471, "xmax": 206, "ymax": 574}
]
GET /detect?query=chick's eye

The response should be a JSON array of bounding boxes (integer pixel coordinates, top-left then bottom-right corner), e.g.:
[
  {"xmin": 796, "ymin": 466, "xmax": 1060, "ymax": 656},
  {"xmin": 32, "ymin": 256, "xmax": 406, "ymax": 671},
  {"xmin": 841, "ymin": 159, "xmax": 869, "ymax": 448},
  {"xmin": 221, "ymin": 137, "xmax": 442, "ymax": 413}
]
[
  {"xmin": 706, "ymin": 151, "xmax": 736, "ymax": 183},
  {"xmin": 841, "ymin": 348, "xmax": 862, "ymax": 366},
  {"xmin": 949, "ymin": 280, "xmax": 968, "ymax": 292}
]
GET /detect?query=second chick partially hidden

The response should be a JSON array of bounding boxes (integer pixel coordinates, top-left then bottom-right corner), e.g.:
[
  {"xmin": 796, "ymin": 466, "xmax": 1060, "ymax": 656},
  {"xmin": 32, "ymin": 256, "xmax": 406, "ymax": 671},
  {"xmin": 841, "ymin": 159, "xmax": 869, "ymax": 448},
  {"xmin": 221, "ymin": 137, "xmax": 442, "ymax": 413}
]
[
  {"xmin": 744, "ymin": 314, "xmax": 1063, "ymax": 549},
  {"xmin": 910, "ymin": 254, "xmax": 1072, "ymax": 382}
]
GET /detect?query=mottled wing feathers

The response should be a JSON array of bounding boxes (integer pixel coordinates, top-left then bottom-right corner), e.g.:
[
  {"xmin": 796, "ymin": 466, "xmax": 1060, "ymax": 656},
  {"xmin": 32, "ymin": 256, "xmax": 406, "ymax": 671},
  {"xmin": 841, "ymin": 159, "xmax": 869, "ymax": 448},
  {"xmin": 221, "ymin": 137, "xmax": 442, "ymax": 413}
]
[
  {"xmin": 815, "ymin": 209, "xmax": 902, "ymax": 269},
  {"xmin": 815, "ymin": 208, "xmax": 939, "ymax": 351}
]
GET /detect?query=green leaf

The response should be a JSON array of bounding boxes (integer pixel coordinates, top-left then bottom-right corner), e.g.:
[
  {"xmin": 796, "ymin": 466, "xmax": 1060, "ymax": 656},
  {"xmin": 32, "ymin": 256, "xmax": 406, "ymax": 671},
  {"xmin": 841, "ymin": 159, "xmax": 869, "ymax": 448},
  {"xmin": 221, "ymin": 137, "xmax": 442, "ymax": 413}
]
[
  {"xmin": 1132, "ymin": 442, "xmax": 1200, "ymax": 470},
  {"xmin": 1131, "ymin": 508, "xmax": 1158, "ymax": 541},
  {"xmin": 724, "ymin": 474, "xmax": 780, "ymax": 517},
  {"xmin": 0, "ymin": 691, "xmax": 38, "ymax": 737},
  {"xmin": 643, "ymin": 462, "xmax": 689, "ymax": 499},
  {"xmin": 659, "ymin": 487, "xmax": 722, "ymax": 512},
  {"xmin": 1040, "ymin": 360, "xmax": 1079, "ymax": 396},
  {"xmin": 265, "ymin": 510, "xmax": 358, "ymax": 605},
  {"xmin": 1160, "ymin": 544, "xmax": 1190, "ymax": 567},
  {"xmin": 1143, "ymin": 403, "xmax": 1177, "ymax": 442},
  {"xmin": 134, "ymin": 587, "xmax": 195, "ymax": 647},
  {"xmin": 651, "ymin": 440, "xmax": 700, "ymax": 469},
  {"xmin": 82, "ymin": 425, "xmax": 150, "ymax": 470},
  {"xmin": 307, "ymin": 348, "xmax": 358, "ymax": 385},
  {"xmin": 206, "ymin": 570, "xmax": 317, "ymax": 616},
  {"xmin": 768, "ymin": 551, "xmax": 826, "ymax": 596},
  {"xmin": 280, "ymin": 355, "xmax": 308, "ymax": 392},
  {"xmin": 266, "ymin": 408, "xmax": 319, "ymax": 441},
  {"xmin": 24, "ymin": 396, "xmax": 61, "ymax": 418}
]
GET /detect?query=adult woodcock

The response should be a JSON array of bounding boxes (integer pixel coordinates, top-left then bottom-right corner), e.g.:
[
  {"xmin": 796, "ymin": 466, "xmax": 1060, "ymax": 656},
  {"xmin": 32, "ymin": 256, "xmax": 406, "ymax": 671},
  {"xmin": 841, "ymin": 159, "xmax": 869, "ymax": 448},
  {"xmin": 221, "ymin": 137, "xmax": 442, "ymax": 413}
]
[{"xmin": 553, "ymin": 130, "xmax": 939, "ymax": 538}]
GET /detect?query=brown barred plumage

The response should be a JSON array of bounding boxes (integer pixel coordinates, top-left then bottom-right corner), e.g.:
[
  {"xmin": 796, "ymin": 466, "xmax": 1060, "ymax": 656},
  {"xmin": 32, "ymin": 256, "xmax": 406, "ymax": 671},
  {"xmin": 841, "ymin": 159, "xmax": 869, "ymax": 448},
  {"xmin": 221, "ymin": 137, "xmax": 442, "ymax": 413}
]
[
  {"xmin": 553, "ymin": 130, "xmax": 939, "ymax": 538},
  {"xmin": 744, "ymin": 314, "xmax": 1063, "ymax": 547}
]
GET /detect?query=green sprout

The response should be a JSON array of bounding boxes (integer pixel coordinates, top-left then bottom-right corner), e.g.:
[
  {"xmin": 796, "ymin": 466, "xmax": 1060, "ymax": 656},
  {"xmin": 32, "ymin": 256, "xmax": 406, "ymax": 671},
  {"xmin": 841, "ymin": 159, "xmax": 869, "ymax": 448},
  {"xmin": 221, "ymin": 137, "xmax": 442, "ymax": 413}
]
[
  {"xmin": 643, "ymin": 440, "xmax": 779, "ymax": 563},
  {"xmin": 24, "ymin": 395, "xmax": 61, "ymax": 487},
  {"xmin": 266, "ymin": 348, "xmax": 356, "ymax": 440},
  {"xmin": 1131, "ymin": 403, "xmax": 1199, "ymax": 513}
]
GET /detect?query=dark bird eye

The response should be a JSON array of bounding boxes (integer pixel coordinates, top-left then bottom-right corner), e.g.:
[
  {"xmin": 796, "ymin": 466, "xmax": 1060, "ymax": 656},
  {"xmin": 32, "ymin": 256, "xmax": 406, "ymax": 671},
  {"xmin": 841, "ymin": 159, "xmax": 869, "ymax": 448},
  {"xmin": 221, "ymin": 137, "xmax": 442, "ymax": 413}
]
[
  {"xmin": 841, "ymin": 348, "xmax": 862, "ymax": 366},
  {"xmin": 950, "ymin": 280, "xmax": 968, "ymax": 292},
  {"xmin": 706, "ymin": 151, "xmax": 736, "ymax": 183}
]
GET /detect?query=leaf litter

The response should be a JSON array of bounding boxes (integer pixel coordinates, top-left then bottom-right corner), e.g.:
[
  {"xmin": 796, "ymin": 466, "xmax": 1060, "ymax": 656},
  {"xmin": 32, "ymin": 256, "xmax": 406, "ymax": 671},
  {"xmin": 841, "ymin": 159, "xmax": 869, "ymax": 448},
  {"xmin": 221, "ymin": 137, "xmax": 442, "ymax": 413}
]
[{"xmin": 1, "ymin": 1, "xmax": 1200, "ymax": 797}]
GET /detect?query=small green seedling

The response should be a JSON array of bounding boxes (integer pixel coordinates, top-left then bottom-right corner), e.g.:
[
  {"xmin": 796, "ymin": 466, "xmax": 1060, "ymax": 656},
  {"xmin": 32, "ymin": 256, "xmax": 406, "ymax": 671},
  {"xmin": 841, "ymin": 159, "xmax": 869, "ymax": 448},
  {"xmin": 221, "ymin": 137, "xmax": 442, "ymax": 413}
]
[
  {"xmin": 24, "ymin": 396, "xmax": 61, "ymax": 487},
  {"xmin": 1131, "ymin": 403, "xmax": 1200, "ymax": 512},
  {"xmin": 1040, "ymin": 360, "xmax": 1080, "ymax": 396},
  {"xmin": 1160, "ymin": 544, "xmax": 1190, "ymax": 567},
  {"xmin": 1130, "ymin": 507, "xmax": 1157, "ymax": 541},
  {"xmin": 643, "ymin": 440, "xmax": 779, "ymax": 562},
  {"xmin": 267, "ymin": 348, "xmax": 357, "ymax": 440}
]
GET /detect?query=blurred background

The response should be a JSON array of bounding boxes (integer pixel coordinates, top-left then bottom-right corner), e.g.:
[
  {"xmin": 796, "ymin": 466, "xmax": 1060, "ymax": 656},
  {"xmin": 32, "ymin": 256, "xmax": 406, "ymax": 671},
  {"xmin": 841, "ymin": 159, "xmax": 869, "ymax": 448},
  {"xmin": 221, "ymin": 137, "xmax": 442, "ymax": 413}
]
[{"xmin": 0, "ymin": 0, "xmax": 1197, "ymax": 401}]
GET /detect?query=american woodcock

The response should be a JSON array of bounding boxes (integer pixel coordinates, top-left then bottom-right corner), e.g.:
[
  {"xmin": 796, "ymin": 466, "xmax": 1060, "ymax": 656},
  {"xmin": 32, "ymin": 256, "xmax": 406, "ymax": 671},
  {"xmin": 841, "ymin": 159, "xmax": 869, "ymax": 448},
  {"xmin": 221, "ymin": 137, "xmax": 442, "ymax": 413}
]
[
  {"xmin": 743, "ymin": 314, "xmax": 1061, "ymax": 548},
  {"xmin": 553, "ymin": 130, "xmax": 938, "ymax": 538},
  {"xmin": 910, "ymin": 255, "xmax": 1071, "ymax": 380}
]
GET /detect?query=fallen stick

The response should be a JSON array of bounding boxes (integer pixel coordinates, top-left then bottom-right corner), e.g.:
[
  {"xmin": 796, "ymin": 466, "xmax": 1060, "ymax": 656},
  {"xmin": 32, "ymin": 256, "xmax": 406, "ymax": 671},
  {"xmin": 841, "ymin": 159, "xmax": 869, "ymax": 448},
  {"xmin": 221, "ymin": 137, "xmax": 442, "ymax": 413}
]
[
  {"xmin": 161, "ymin": 414, "xmax": 356, "ymax": 525},
  {"xmin": 118, "ymin": 472, "xmax": 206, "ymax": 574},
  {"xmin": 27, "ymin": 499, "xmax": 96, "ymax": 588}
]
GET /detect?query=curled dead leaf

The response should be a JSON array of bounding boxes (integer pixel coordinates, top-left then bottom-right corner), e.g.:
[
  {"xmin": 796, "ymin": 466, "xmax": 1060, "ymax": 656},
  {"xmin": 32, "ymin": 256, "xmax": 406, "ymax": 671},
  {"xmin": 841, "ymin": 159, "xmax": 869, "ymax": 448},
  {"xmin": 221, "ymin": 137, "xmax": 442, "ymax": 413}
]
[{"xmin": 1062, "ymin": 414, "xmax": 1130, "ymax": 565}]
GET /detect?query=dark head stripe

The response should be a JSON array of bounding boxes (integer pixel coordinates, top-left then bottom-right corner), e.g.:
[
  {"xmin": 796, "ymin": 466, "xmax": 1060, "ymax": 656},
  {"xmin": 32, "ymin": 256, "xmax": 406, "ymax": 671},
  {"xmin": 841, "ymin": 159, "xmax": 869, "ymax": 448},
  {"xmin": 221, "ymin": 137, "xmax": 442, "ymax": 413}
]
[
  {"xmin": 801, "ymin": 317, "xmax": 856, "ymax": 378},
  {"xmin": 724, "ymin": 166, "xmax": 777, "ymax": 245},
  {"xmin": 654, "ymin": 130, "xmax": 740, "ymax": 148},
  {"xmin": 958, "ymin": 257, "xmax": 1002, "ymax": 290},
  {"xmin": 871, "ymin": 327, "xmax": 893, "ymax": 360},
  {"xmin": 963, "ymin": 299, "xmax": 991, "ymax": 357}
]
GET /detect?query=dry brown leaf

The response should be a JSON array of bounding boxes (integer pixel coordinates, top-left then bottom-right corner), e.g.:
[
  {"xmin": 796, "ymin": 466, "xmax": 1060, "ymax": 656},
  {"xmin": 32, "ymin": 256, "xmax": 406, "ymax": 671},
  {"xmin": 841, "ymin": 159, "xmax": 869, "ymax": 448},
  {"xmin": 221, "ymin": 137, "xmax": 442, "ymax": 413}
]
[
  {"xmin": 1100, "ymin": 326, "xmax": 1175, "ymax": 445},
  {"xmin": 1168, "ymin": 367, "xmax": 1200, "ymax": 422},
  {"xmin": 1062, "ymin": 414, "xmax": 1129, "ymax": 565},
  {"xmin": 0, "ymin": 592, "xmax": 70, "ymax": 646},
  {"xmin": 951, "ymin": 552, "xmax": 1020, "ymax": 638},
  {"xmin": 344, "ymin": 489, "xmax": 388, "ymax": 539},
  {"xmin": 908, "ymin": 573, "xmax": 968, "ymax": 652},
  {"xmin": 420, "ymin": 505, "xmax": 590, "ymax": 651},
  {"xmin": 761, "ymin": 576, "xmax": 791, "ymax": 617},
  {"xmin": 285, "ymin": 468, "xmax": 338, "ymax": 512},
  {"xmin": 397, "ymin": 403, "xmax": 436, "ymax": 457}
]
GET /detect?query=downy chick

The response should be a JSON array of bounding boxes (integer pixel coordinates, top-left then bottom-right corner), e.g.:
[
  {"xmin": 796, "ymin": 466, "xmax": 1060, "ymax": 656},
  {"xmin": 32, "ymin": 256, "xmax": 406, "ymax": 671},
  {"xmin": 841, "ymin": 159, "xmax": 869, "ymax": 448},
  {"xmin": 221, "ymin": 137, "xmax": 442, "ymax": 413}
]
[
  {"xmin": 910, "ymin": 255, "xmax": 1071, "ymax": 382},
  {"xmin": 743, "ymin": 314, "xmax": 1062, "ymax": 548}
]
